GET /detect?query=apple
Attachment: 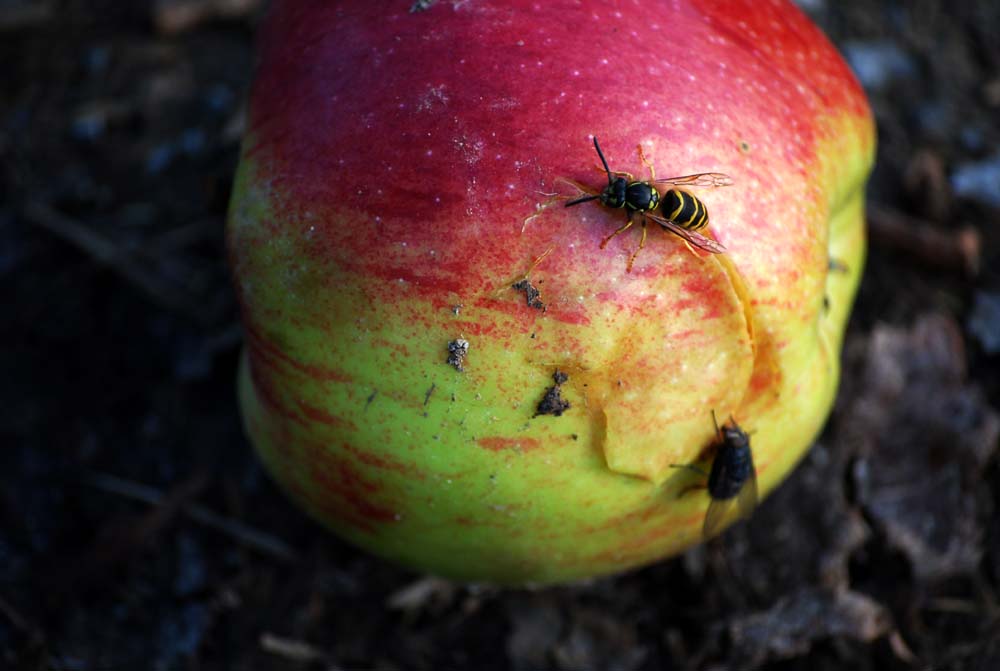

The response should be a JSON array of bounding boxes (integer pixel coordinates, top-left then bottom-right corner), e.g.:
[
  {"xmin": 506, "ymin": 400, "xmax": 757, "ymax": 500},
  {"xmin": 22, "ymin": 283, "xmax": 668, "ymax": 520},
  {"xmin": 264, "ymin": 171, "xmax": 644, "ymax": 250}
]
[{"xmin": 227, "ymin": 0, "xmax": 873, "ymax": 584}]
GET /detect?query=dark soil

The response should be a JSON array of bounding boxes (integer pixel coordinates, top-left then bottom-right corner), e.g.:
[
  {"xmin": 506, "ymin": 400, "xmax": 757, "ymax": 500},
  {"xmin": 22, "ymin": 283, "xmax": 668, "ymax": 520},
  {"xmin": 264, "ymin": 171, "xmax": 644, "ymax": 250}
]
[{"xmin": 4, "ymin": 1, "xmax": 1000, "ymax": 669}]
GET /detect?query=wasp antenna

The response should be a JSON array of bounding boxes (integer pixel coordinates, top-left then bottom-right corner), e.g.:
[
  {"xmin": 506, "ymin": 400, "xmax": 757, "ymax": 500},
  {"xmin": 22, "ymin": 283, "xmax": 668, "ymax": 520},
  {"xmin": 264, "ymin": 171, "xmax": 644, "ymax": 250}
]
[
  {"xmin": 711, "ymin": 409, "xmax": 720, "ymax": 435},
  {"xmin": 565, "ymin": 194, "xmax": 600, "ymax": 207},
  {"xmin": 591, "ymin": 136, "xmax": 614, "ymax": 185}
]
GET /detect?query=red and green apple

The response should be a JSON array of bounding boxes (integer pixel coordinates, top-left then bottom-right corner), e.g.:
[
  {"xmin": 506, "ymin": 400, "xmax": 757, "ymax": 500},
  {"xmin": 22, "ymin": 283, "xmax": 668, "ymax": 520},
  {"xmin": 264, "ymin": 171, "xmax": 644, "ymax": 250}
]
[{"xmin": 227, "ymin": 0, "xmax": 874, "ymax": 583}]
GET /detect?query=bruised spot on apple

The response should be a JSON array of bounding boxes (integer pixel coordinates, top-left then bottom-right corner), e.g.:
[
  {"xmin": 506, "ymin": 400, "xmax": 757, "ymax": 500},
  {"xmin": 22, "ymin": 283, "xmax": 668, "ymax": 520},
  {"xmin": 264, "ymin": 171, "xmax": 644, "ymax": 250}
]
[{"xmin": 228, "ymin": 0, "xmax": 874, "ymax": 583}]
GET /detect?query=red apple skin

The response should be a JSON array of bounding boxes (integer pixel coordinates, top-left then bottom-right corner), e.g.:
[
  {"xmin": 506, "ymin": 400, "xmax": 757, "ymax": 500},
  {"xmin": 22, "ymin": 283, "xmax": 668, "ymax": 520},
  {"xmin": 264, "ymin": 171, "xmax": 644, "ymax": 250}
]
[{"xmin": 228, "ymin": 0, "xmax": 874, "ymax": 583}]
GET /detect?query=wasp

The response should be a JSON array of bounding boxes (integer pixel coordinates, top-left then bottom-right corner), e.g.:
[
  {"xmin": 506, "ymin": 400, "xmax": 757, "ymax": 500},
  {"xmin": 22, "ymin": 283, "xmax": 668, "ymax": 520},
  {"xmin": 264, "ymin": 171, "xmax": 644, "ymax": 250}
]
[
  {"xmin": 564, "ymin": 136, "xmax": 732, "ymax": 271},
  {"xmin": 672, "ymin": 412, "xmax": 758, "ymax": 539}
]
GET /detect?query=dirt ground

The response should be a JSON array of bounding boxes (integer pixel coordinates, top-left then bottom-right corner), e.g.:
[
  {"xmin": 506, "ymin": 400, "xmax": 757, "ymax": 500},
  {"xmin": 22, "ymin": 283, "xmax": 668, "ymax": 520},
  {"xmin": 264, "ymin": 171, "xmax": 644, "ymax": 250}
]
[{"xmin": 3, "ymin": 1, "xmax": 1000, "ymax": 669}]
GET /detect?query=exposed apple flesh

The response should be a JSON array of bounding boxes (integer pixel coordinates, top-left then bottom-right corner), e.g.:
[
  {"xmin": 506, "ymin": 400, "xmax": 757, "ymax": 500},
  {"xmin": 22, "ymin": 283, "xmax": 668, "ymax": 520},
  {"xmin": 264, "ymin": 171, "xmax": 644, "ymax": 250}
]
[{"xmin": 228, "ymin": 0, "xmax": 874, "ymax": 583}]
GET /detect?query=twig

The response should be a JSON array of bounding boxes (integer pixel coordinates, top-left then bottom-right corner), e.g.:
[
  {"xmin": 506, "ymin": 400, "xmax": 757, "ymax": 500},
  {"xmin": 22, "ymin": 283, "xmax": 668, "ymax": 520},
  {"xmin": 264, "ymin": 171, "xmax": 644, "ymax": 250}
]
[
  {"xmin": 888, "ymin": 629, "xmax": 919, "ymax": 665},
  {"xmin": 923, "ymin": 597, "xmax": 982, "ymax": 615},
  {"xmin": 83, "ymin": 471, "xmax": 298, "ymax": 563},
  {"xmin": 867, "ymin": 204, "xmax": 980, "ymax": 276},
  {"xmin": 260, "ymin": 632, "xmax": 337, "ymax": 667},
  {"xmin": 24, "ymin": 202, "xmax": 212, "ymax": 324},
  {"xmin": 0, "ymin": 594, "xmax": 43, "ymax": 643},
  {"xmin": 386, "ymin": 576, "xmax": 456, "ymax": 611},
  {"xmin": 147, "ymin": 217, "xmax": 221, "ymax": 254},
  {"xmin": 0, "ymin": 2, "xmax": 54, "ymax": 32},
  {"xmin": 77, "ymin": 471, "xmax": 209, "ymax": 575},
  {"xmin": 154, "ymin": 0, "xmax": 263, "ymax": 35}
]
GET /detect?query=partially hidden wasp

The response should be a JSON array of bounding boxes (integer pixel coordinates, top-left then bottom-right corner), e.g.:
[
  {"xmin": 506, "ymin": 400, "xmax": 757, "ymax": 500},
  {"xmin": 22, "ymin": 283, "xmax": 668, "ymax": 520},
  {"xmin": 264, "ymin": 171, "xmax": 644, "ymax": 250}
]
[
  {"xmin": 672, "ymin": 411, "xmax": 758, "ymax": 540},
  {"xmin": 564, "ymin": 136, "xmax": 732, "ymax": 272}
]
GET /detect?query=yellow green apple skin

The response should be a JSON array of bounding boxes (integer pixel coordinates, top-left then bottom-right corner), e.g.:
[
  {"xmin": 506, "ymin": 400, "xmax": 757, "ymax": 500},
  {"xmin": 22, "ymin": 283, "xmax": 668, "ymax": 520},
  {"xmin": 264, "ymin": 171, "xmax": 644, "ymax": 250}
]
[{"xmin": 227, "ymin": 0, "xmax": 874, "ymax": 583}]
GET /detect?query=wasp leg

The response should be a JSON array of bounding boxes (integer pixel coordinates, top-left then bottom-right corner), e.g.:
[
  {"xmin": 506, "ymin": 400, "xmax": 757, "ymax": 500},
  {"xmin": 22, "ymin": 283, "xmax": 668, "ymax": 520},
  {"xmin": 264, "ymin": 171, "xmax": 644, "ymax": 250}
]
[
  {"xmin": 520, "ymin": 246, "xmax": 554, "ymax": 280},
  {"xmin": 600, "ymin": 211, "xmax": 635, "ymax": 249},
  {"xmin": 524, "ymin": 179, "xmax": 592, "ymax": 234},
  {"xmin": 554, "ymin": 176, "xmax": 593, "ymax": 197},
  {"xmin": 636, "ymin": 144, "xmax": 656, "ymax": 181},
  {"xmin": 625, "ymin": 219, "xmax": 648, "ymax": 272}
]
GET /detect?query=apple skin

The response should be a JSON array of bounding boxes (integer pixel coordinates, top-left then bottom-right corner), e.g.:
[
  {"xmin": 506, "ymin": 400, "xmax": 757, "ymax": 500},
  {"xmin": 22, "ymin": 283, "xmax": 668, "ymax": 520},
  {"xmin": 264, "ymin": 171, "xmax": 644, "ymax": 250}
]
[{"xmin": 228, "ymin": 0, "xmax": 874, "ymax": 584}]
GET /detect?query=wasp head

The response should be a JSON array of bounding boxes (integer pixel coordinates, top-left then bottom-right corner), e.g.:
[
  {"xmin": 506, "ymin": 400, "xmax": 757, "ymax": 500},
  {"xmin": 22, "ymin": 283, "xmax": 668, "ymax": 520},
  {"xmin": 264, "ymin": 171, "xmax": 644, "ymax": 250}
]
[{"xmin": 600, "ymin": 177, "xmax": 628, "ymax": 209}]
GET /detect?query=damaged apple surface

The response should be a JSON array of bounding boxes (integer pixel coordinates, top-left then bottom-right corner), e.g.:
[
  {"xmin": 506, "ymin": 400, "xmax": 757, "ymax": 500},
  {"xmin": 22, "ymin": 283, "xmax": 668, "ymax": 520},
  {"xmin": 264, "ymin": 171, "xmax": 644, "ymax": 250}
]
[{"xmin": 227, "ymin": 0, "xmax": 874, "ymax": 583}]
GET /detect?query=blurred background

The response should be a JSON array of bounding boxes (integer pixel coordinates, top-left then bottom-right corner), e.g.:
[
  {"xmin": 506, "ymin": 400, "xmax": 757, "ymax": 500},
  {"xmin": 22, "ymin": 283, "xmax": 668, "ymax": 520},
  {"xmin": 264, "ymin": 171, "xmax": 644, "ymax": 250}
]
[{"xmin": 2, "ymin": 1, "xmax": 999, "ymax": 669}]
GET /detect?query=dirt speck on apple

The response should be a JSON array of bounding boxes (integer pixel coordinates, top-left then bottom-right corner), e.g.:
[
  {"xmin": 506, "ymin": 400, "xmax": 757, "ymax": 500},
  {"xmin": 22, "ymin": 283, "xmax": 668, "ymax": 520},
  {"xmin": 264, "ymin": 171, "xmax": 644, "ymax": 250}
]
[
  {"xmin": 512, "ymin": 277, "xmax": 545, "ymax": 311},
  {"xmin": 446, "ymin": 338, "xmax": 469, "ymax": 371},
  {"xmin": 535, "ymin": 370, "xmax": 571, "ymax": 418}
]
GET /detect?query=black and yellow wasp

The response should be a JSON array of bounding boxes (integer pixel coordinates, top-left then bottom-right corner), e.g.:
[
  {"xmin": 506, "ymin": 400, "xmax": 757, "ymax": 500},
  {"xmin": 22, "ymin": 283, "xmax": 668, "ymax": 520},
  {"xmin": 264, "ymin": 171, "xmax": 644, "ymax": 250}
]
[{"xmin": 565, "ymin": 136, "xmax": 732, "ymax": 271}]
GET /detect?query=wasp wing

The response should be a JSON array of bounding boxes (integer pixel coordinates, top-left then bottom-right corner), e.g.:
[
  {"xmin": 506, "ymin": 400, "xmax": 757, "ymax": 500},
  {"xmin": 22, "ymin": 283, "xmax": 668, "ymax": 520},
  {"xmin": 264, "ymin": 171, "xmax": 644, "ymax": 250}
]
[
  {"xmin": 646, "ymin": 214, "xmax": 727, "ymax": 254},
  {"xmin": 654, "ymin": 172, "xmax": 733, "ymax": 188}
]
